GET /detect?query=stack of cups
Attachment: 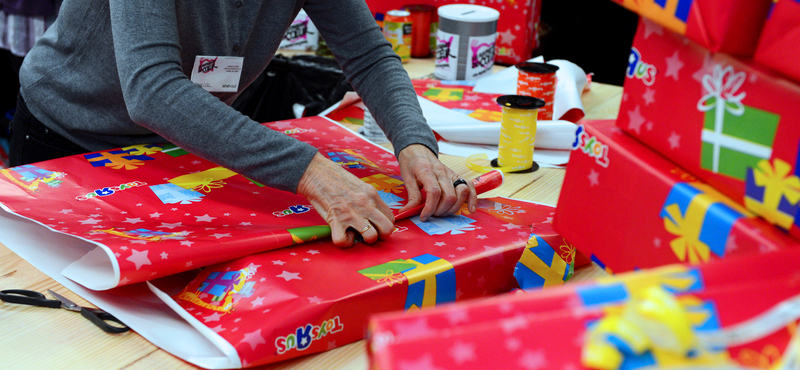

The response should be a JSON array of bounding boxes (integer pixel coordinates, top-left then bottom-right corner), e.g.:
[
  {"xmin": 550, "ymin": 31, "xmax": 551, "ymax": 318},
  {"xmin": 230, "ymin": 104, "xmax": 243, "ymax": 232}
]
[{"xmin": 516, "ymin": 62, "xmax": 559, "ymax": 120}]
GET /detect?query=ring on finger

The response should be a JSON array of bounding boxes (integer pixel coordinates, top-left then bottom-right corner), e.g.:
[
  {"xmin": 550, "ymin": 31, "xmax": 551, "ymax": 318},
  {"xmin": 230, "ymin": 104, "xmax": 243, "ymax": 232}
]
[
  {"xmin": 360, "ymin": 223, "xmax": 372, "ymax": 233},
  {"xmin": 453, "ymin": 178, "xmax": 468, "ymax": 189}
]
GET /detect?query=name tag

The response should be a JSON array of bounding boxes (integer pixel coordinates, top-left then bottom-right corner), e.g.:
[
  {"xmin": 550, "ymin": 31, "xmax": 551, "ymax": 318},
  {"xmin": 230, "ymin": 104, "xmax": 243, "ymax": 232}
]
[{"xmin": 190, "ymin": 56, "xmax": 244, "ymax": 92}]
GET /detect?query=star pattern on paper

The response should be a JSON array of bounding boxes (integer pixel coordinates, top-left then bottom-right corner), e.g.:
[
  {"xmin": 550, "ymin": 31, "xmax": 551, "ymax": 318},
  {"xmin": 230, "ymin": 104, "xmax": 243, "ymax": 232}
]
[
  {"xmin": 476, "ymin": 235, "xmax": 488, "ymax": 240},
  {"xmin": 642, "ymin": 88, "xmax": 656, "ymax": 106},
  {"xmin": 239, "ymin": 222, "xmax": 251, "ymax": 226},
  {"xmin": 627, "ymin": 105, "xmax": 646, "ymax": 134},
  {"xmin": 308, "ymin": 296, "xmax": 323, "ymax": 304},
  {"xmin": 502, "ymin": 223, "xmax": 521, "ymax": 230},
  {"xmin": 180, "ymin": 240, "xmax": 194, "ymax": 247},
  {"xmin": 271, "ymin": 121, "xmax": 294, "ymax": 130},
  {"xmin": 276, "ymin": 270, "xmax": 301, "ymax": 281},
  {"xmin": 668, "ymin": 131, "xmax": 681, "ymax": 149},
  {"xmin": 127, "ymin": 249, "xmax": 152, "ymax": 270},
  {"xmin": 434, "ymin": 242, "xmax": 447, "ymax": 247},
  {"xmin": 59, "ymin": 209, "xmax": 74, "ymax": 214},
  {"xmin": 159, "ymin": 222, "xmax": 182, "ymax": 229},
  {"xmin": 481, "ymin": 246, "xmax": 506, "ymax": 269},
  {"xmin": 123, "ymin": 218, "xmax": 144, "ymax": 224},
  {"xmin": 653, "ymin": 237, "xmax": 662, "ymax": 248},
  {"xmin": 195, "ymin": 214, "xmax": 216, "ymax": 222},
  {"xmin": 500, "ymin": 315, "xmax": 529, "ymax": 334},
  {"xmin": 588, "ymin": 169, "xmax": 600, "ymax": 187},
  {"xmin": 393, "ymin": 317, "xmax": 433, "ymax": 338},
  {"xmin": 251, "ymin": 296, "xmax": 265, "ymax": 307},
  {"xmin": 664, "ymin": 51, "xmax": 684, "ymax": 81},
  {"xmin": 397, "ymin": 354, "xmax": 444, "ymax": 370},
  {"xmin": 726, "ymin": 235, "xmax": 739, "ymax": 252},
  {"xmin": 446, "ymin": 309, "xmax": 470, "ymax": 325},
  {"xmin": 449, "ymin": 341, "xmax": 476, "ymax": 364},
  {"xmin": 498, "ymin": 29, "xmax": 517, "ymax": 45},
  {"xmin": 518, "ymin": 349, "xmax": 548, "ymax": 370},
  {"xmin": 78, "ymin": 218, "xmax": 102, "ymax": 225},
  {"xmin": 643, "ymin": 19, "xmax": 664, "ymax": 39},
  {"xmin": 307, "ymin": 249, "xmax": 320, "ymax": 255},
  {"xmin": 272, "ymin": 260, "xmax": 286, "ymax": 265},
  {"xmin": 239, "ymin": 329, "xmax": 267, "ymax": 350},
  {"xmin": 160, "ymin": 251, "xmax": 169, "ymax": 259},
  {"xmin": 506, "ymin": 337, "xmax": 522, "ymax": 352},
  {"xmin": 210, "ymin": 233, "xmax": 231, "ymax": 239},
  {"xmin": 149, "ymin": 212, "xmax": 162, "ymax": 218},
  {"xmin": 203, "ymin": 312, "xmax": 223, "ymax": 323}
]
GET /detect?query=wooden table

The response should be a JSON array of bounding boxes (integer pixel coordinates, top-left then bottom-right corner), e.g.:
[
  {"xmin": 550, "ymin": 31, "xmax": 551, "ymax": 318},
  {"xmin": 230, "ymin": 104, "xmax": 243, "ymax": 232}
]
[{"xmin": 0, "ymin": 58, "xmax": 622, "ymax": 370}]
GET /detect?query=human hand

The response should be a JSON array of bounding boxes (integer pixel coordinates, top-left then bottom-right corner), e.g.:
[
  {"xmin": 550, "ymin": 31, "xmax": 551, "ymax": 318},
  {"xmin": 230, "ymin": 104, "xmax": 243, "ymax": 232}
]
[
  {"xmin": 397, "ymin": 144, "xmax": 477, "ymax": 222},
  {"xmin": 297, "ymin": 152, "xmax": 395, "ymax": 247}
]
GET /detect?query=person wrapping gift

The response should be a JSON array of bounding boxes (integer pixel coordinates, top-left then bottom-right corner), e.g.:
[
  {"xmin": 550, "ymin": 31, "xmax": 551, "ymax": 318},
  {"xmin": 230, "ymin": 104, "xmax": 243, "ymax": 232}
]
[{"xmin": 8, "ymin": 0, "xmax": 477, "ymax": 247}]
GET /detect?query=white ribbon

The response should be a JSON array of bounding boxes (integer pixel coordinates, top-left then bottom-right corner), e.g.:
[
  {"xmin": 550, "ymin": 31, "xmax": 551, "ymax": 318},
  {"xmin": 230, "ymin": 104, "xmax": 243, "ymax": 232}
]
[{"xmin": 696, "ymin": 64, "xmax": 747, "ymax": 173}]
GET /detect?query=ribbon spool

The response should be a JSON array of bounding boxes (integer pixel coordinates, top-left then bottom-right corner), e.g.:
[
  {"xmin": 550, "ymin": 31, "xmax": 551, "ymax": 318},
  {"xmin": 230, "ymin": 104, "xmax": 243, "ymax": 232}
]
[
  {"xmin": 467, "ymin": 95, "xmax": 545, "ymax": 174},
  {"xmin": 516, "ymin": 62, "xmax": 559, "ymax": 120}
]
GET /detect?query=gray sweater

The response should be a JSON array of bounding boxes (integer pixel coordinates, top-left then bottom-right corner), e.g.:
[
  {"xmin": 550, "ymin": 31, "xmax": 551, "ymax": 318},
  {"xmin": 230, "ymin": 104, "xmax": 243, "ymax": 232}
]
[{"xmin": 19, "ymin": 0, "xmax": 437, "ymax": 193}]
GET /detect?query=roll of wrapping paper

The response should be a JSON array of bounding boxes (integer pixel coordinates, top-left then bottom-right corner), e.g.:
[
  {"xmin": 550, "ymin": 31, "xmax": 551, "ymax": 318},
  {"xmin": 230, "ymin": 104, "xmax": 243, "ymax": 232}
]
[
  {"xmin": 467, "ymin": 95, "xmax": 545, "ymax": 173},
  {"xmin": 290, "ymin": 169, "xmax": 505, "ymax": 244},
  {"xmin": 404, "ymin": 4, "xmax": 434, "ymax": 58},
  {"xmin": 516, "ymin": 62, "xmax": 559, "ymax": 120}
]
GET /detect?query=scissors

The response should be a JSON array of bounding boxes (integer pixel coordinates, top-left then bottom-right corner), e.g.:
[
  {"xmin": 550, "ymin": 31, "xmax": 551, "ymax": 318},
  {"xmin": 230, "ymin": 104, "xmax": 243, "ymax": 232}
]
[{"xmin": 0, "ymin": 289, "xmax": 130, "ymax": 334}]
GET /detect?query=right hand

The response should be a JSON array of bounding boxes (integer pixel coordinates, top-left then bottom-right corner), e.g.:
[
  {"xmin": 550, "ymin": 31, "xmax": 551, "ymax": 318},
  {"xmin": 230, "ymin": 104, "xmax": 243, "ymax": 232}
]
[{"xmin": 297, "ymin": 152, "xmax": 395, "ymax": 247}]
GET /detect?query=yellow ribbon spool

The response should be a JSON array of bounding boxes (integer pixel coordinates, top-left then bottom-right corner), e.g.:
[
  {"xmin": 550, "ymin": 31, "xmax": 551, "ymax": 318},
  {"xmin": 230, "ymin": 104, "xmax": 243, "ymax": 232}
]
[{"xmin": 467, "ymin": 95, "xmax": 545, "ymax": 173}]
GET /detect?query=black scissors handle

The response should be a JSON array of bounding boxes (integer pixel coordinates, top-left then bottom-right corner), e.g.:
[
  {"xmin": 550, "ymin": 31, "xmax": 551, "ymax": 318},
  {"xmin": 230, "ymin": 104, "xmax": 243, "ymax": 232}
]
[
  {"xmin": 0, "ymin": 289, "xmax": 62, "ymax": 308},
  {"xmin": 80, "ymin": 307, "xmax": 131, "ymax": 334}
]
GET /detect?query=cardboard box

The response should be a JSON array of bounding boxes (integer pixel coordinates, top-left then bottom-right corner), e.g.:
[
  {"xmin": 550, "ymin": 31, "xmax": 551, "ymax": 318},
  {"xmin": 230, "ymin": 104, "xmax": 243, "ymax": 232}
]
[
  {"xmin": 554, "ymin": 120, "xmax": 799, "ymax": 273},
  {"xmin": 609, "ymin": 0, "xmax": 772, "ymax": 56},
  {"xmin": 368, "ymin": 249, "xmax": 800, "ymax": 369},
  {"xmin": 616, "ymin": 18, "xmax": 800, "ymax": 238}
]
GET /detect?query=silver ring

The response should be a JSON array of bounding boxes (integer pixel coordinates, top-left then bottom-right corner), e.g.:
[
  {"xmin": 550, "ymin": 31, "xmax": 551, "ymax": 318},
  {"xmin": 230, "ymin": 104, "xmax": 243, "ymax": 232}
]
[
  {"xmin": 360, "ymin": 223, "xmax": 372, "ymax": 233},
  {"xmin": 453, "ymin": 178, "xmax": 468, "ymax": 188}
]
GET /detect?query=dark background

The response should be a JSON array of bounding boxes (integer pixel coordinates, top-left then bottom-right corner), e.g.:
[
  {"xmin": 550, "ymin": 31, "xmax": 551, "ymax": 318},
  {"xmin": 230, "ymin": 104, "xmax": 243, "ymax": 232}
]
[{"xmin": 537, "ymin": 0, "xmax": 639, "ymax": 86}]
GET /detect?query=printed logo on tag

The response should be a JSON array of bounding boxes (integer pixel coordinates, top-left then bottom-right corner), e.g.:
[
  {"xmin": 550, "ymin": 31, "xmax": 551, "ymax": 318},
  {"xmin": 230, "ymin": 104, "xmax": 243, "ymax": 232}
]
[
  {"xmin": 572, "ymin": 125, "xmax": 610, "ymax": 168},
  {"xmin": 198, "ymin": 57, "xmax": 218, "ymax": 74},
  {"xmin": 626, "ymin": 47, "xmax": 656, "ymax": 86}
]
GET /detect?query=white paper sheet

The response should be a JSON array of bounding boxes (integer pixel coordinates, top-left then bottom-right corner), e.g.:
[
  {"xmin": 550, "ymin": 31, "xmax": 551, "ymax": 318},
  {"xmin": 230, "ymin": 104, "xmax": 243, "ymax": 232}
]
[
  {"xmin": 437, "ymin": 141, "xmax": 570, "ymax": 167},
  {"xmin": 418, "ymin": 96, "xmax": 577, "ymax": 149},
  {"xmin": 473, "ymin": 57, "xmax": 588, "ymax": 122}
]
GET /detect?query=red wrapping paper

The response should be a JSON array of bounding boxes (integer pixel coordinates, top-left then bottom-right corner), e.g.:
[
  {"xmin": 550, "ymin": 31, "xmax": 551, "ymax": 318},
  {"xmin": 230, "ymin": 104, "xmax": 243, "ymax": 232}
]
[
  {"xmin": 368, "ymin": 249, "xmax": 800, "ymax": 369},
  {"xmin": 609, "ymin": 0, "xmax": 772, "ymax": 56},
  {"xmin": 364, "ymin": 0, "xmax": 541, "ymax": 65},
  {"xmin": 754, "ymin": 0, "xmax": 800, "ymax": 84},
  {"xmin": 151, "ymin": 196, "xmax": 563, "ymax": 367},
  {"xmin": 554, "ymin": 120, "xmax": 799, "ymax": 273},
  {"xmin": 616, "ymin": 18, "xmax": 800, "ymax": 239}
]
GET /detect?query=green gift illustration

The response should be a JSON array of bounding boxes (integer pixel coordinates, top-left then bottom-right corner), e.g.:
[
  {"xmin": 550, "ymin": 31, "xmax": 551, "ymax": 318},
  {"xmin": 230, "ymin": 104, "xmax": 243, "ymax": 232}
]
[{"xmin": 697, "ymin": 65, "xmax": 780, "ymax": 181}]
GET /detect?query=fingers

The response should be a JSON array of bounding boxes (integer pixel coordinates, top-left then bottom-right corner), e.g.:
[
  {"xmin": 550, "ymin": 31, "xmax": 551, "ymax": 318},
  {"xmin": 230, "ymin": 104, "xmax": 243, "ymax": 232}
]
[{"xmin": 445, "ymin": 178, "xmax": 475, "ymax": 215}]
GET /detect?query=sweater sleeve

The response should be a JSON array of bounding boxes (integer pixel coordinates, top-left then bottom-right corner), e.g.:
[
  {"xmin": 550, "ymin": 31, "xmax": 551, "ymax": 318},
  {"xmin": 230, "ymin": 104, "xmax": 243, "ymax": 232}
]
[
  {"xmin": 106, "ymin": 0, "xmax": 318, "ymax": 193},
  {"xmin": 302, "ymin": 0, "xmax": 439, "ymax": 158}
]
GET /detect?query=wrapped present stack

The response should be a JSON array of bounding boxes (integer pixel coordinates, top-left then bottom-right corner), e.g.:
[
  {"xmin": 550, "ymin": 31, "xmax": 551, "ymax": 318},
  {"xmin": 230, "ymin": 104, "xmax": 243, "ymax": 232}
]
[{"xmin": 366, "ymin": 1, "xmax": 800, "ymax": 369}]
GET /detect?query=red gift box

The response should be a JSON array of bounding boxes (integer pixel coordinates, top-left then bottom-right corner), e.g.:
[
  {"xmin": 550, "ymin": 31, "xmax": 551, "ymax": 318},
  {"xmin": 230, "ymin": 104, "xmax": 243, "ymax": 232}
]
[
  {"xmin": 616, "ymin": 18, "xmax": 800, "ymax": 239},
  {"xmin": 554, "ymin": 120, "xmax": 799, "ymax": 273},
  {"xmin": 368, "ymin": 249, "xmax": 800, "ymax": 369},
  {"xmin": 609, "ymin": 0, "xmax": 772, "ymax": 56},
  {"xmin": 151, "ymin": 196, "xmax": 563, "ymax": 367},
  {"xmin": 754, "ymin": 0, "xmax": 800, "ymax": 84},
  {"xmin": 363, "ymin": 0, "xmax": 541, "ymax": 65}
]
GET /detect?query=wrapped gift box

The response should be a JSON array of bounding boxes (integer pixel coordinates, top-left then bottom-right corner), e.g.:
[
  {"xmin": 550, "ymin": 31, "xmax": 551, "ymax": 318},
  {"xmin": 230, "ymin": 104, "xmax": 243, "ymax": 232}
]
[
  {"xmin": 609, "ymin": 0, "xmax": 772, "ymax": 56},
  {"xmin": 616, "ymin": 18, "xmax": 800, "ymax": 238},
  {"xmin": 754, "ymin": 0, "xmax": 800, "ymax": 84},
  {"xmin": 150, "ymin": 196, "xmax": 564, "ymax": 367},
  {"xmin": 363, "ymin": 0, "xmax": 541, "ymax": 65},
  {"xmin": 554, "ymin": 119, "xmax": 799, "ymax": 273},
  {"xmin": 368, "ymin": 249, "xmax": 800, "ymax": 369}
]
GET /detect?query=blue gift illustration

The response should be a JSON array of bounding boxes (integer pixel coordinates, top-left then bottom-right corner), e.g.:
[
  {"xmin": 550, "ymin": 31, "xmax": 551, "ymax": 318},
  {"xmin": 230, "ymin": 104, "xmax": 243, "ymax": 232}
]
[
  {"xmin": 514, "ymin": 234, "xmax": 573, "ymax": 289},
  {"xmin": 660, "ymin": 182, "xmax": 750, "ymax": 263},
  {"xmin": 358, "ymin": 253, "xmax": 456, "ymax": 311}
]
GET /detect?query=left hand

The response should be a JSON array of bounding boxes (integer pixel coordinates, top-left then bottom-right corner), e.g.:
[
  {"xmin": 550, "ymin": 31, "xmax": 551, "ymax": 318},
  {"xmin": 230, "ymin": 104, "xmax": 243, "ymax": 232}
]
[{"xmin": 397, "ymin": 144, "xmax": 477, "ymax": 222}]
